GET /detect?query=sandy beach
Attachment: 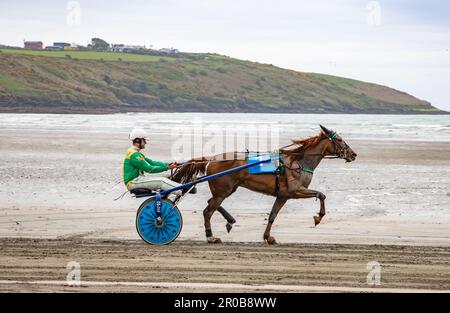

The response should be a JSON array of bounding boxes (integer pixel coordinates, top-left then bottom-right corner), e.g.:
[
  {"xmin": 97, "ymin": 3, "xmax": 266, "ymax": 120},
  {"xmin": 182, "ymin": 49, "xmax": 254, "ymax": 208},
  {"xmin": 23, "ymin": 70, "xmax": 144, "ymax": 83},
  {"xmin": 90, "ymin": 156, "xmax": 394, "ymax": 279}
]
[
  {"xmin": 0, "ymin": 120, "xmax": 449, "ymax": 292},
  {"xmin": 1, "ymin": 238, "xmax": 449, "ymax": 293}
]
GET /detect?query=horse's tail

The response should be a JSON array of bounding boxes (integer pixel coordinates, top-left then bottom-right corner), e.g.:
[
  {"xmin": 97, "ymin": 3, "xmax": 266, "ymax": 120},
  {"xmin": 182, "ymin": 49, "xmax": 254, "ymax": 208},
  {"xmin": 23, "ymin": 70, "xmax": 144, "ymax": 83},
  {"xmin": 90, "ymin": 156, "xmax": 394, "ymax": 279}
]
[{"xmin": 171, "ymin": 156, "xmax": 211, "ymax": 184}]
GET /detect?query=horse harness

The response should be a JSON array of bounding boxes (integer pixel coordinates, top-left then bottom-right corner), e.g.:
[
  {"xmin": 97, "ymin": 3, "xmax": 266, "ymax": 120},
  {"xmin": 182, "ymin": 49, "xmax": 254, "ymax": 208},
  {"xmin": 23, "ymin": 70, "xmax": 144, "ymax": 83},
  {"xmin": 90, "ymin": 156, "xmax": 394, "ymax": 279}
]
[
  {"xmin": 272, "ymin": 152, "xmax": 313, "ymax": 197},
  {"xmin": 272, "ymin": 131, "xmax": 350, "ymax": 196},
  {"xmin": 172, "ymin": 131, "xmax": 349, "ymax": 197}
]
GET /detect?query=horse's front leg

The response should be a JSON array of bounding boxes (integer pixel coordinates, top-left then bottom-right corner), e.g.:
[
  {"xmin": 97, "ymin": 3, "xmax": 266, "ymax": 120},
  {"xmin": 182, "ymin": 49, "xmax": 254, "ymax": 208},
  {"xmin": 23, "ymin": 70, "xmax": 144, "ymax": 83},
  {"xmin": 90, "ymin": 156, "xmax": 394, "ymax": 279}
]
[
  {"xmin": 263, "ymin": 197, "xmax": 287, "ymax": 245},
  {"xmin": 293, "ymin": 187, "xmax": 326, "ymax": 226}
]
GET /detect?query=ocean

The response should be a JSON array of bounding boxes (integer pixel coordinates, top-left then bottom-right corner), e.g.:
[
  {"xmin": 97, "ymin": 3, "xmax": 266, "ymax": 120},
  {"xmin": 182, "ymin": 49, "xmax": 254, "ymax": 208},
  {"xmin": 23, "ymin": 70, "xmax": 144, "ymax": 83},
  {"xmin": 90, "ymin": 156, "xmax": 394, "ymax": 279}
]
[{"xmin": 1, "ymin": 113, "xmax": 449, "ymax": 142}]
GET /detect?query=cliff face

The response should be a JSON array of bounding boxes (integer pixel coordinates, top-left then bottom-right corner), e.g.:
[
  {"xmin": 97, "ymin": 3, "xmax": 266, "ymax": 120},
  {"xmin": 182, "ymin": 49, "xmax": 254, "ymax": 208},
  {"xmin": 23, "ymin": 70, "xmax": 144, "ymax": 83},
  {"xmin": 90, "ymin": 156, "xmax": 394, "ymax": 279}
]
[{"xmin": 0, "ymin": 51, "xmax": 442, "ymax": 114}]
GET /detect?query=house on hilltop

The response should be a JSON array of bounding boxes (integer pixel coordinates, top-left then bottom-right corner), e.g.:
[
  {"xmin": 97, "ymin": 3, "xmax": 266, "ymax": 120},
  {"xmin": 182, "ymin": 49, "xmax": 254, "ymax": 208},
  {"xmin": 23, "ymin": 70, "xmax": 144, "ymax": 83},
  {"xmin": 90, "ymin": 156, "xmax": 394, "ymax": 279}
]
[
  {"xmin": 53, "ymin": 42, "xmax": 72, "ymax": 50},
  {"xmin": 159, "ymin": 47, "xmax": 179, "ymax": 54},
  {"xmin": 45, "ymin": 45, "xmax": 64, "ymax": 51},
  {"xmin": 24, "ymin": 41, "xmax": 43, "ymax": 49},
  {"xmin": 111, "ymin": 44, "xmax": 146, "ymax": 52}
]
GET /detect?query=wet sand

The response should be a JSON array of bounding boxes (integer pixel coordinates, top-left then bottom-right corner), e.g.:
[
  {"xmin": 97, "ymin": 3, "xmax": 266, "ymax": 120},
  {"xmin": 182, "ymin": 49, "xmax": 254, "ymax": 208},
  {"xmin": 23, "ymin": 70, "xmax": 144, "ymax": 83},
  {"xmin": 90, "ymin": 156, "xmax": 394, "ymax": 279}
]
[
  {"xmin": 0, "ymin": 128, "xmax": 449, "ymax": 245},
  {"xmin": 0, "ymin": 128, "xmax": 449, "ymax": 292}
]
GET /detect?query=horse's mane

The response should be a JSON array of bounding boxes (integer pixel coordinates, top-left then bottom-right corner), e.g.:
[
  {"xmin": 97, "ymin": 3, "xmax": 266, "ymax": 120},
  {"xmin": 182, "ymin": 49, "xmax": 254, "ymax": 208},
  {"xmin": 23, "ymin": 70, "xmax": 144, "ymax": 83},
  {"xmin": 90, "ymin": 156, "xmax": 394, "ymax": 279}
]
[{"xmin": 280, "ymin": 132, "xmax": 326, "ymax": 156}]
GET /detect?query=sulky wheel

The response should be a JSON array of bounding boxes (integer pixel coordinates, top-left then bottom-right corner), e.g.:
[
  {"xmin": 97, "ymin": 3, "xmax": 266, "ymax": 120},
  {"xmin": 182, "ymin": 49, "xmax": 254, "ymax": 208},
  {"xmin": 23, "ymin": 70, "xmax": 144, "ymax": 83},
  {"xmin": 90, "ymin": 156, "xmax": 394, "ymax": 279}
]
[{"xmin": 136, "ymin": 198, "xmax": 183, "ymax": 245}]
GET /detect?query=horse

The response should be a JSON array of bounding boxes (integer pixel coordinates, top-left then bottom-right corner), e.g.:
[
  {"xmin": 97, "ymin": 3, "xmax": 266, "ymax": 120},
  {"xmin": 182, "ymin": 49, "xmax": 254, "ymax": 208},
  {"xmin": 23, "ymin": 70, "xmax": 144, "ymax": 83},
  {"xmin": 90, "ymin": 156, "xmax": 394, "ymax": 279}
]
[{"xmin": 172, "ymin": 125, "xmax": 357, "ymax": 244}]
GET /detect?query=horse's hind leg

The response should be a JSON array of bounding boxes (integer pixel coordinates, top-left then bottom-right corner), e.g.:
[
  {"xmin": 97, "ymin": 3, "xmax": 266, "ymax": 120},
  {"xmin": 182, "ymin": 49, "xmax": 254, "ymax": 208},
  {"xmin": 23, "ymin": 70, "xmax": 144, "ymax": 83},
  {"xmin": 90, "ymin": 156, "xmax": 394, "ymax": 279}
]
[
  {"xmin": 217, "ymin": 206, "xmax": 236, "ymax": 233},
  {"xmin": 208, "ymin": 185, "xmax": 238, "ymax": 233},
  {"xmin": 204, "ymin": 196, "xmax": 226, "ymax": 243}
]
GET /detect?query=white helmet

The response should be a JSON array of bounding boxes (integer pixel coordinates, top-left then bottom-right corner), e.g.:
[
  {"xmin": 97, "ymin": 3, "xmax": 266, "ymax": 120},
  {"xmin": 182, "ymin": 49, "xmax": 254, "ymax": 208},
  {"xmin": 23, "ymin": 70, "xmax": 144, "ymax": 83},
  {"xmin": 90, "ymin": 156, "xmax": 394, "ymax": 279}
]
[{"xmin": 129, "ymin": 128, "xmax": 148, "ymax": 141}]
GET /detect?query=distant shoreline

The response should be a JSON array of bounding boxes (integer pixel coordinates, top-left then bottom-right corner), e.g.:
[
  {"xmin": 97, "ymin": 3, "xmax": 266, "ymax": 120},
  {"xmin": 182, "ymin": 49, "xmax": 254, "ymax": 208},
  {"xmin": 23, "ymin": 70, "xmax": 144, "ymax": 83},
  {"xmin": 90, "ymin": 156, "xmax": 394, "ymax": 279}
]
[{"xmin": 0, "ymin": 106, "xmax": 448, "ymax": 115}]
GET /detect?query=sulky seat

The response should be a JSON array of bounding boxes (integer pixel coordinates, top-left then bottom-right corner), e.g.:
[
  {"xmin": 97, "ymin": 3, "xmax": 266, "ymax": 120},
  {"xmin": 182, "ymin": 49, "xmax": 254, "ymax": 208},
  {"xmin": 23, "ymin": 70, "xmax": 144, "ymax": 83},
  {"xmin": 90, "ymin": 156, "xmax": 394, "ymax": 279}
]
[{"xmin": 129, "ymin": 188, "xmax": 157, "ymax": 198}]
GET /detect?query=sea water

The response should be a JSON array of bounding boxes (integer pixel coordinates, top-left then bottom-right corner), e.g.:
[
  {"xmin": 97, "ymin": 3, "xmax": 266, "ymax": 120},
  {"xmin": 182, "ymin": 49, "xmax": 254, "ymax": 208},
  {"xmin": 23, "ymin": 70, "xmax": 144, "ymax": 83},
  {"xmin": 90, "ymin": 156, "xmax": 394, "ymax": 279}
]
[{"xmin": 1, "ymin": 113, "xmax": 450, "ymax": 142}]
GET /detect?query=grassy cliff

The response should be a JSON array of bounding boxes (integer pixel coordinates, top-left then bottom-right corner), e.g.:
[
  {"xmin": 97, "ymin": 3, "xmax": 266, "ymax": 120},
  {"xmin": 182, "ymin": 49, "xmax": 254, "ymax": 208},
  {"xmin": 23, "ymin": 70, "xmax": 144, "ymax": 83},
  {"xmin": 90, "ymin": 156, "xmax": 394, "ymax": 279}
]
[{"xmin": 0, "ymin": 48, "xmax": 442, "ymax": 114}]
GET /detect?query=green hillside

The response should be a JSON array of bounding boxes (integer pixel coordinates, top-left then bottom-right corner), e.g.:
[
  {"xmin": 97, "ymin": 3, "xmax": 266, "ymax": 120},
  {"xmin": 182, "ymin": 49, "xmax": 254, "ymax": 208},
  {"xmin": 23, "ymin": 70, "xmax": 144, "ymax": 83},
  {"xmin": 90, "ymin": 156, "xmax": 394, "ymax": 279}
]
[{"xmin": 0, "ymin": 48, "xmax": 442, "ymax": 114}]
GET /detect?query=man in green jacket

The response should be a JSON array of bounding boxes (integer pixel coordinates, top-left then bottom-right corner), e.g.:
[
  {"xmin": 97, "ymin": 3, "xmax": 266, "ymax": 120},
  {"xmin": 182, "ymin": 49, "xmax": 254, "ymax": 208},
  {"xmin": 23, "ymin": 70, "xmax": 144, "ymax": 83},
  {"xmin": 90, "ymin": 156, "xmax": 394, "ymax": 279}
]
[{"xmin": 123, "ymin": 128, "xmax": 182, "ymax": 196}]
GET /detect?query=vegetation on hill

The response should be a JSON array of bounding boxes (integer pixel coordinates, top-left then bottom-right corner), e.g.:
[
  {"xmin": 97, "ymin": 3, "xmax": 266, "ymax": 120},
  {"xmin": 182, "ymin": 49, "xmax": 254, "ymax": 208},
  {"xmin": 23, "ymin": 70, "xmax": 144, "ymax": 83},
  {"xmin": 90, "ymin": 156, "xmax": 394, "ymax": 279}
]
[{"xmin": 0, "ymin": 48, "xmax": 442, "ymax": 114}]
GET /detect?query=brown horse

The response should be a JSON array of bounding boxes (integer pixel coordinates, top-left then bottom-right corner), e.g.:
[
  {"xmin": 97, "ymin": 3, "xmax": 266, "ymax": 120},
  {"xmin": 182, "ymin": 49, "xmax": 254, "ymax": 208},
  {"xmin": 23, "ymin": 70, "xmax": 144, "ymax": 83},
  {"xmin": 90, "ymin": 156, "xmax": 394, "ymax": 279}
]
[{"xmin": 172, "ymin": 125, "xmax": 357, "ymax": 244}]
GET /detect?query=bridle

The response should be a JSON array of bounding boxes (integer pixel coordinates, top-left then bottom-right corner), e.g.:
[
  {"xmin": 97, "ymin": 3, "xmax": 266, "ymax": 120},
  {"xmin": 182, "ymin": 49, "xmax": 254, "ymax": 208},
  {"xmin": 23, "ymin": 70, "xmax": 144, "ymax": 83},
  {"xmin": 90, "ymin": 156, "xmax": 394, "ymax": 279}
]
[
  {"xmin": 280, "ymin": 131, "xmax": 352, "ymax": 174},
  {"xmin": 325, "ymin": 131, "xmax": 351, "ymax": 162}
]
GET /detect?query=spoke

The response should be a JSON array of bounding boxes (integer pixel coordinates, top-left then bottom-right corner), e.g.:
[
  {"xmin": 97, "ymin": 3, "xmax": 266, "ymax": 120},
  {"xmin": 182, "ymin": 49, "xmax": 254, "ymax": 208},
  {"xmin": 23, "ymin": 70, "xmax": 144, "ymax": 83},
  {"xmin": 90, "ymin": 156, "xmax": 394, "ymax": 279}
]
[{"xmin": 161, "ymin": 226, "xmax": 171, "ymax": 241}]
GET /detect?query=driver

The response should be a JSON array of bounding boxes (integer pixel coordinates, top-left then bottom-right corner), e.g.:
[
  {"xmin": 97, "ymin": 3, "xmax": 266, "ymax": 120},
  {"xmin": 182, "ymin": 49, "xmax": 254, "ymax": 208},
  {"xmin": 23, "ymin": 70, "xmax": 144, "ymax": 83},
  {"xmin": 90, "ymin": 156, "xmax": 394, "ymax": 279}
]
[{"xmin": 123, "ymin": 128, "xmax": 182, "ymax": 196}]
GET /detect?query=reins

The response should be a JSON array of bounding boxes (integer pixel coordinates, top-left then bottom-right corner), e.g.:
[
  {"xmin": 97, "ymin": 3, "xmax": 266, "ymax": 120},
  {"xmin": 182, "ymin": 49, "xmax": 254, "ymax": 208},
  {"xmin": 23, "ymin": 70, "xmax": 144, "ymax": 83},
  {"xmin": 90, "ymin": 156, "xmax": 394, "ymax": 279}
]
[
  {"xmin": 174, "ymin": 144, "xmax": 342, "ymax": 168},
  {"xmin": 173, "ymin": 131, "xmax": 349, "ymax": 174}
]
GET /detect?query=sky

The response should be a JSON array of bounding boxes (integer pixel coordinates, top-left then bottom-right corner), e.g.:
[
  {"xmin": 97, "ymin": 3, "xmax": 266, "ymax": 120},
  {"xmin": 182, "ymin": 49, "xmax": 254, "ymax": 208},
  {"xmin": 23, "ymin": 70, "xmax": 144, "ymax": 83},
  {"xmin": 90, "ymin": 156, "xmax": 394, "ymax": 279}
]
[{"xmin": 1, "ymin": 0, "xmax": 449, "ymax": 111}]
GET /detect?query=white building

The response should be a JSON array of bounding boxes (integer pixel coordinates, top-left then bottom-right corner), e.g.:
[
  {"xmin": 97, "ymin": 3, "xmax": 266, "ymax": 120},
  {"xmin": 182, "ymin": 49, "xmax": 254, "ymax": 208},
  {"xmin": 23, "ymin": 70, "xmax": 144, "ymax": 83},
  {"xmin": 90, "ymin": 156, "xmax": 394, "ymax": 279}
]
[
  {"xmin": 159, "ymin": 47, "xmax": 179, "ymax": 54},
  {"xmin": 111, "ymin": 44, "xmax": 146, "ymax": 52}
]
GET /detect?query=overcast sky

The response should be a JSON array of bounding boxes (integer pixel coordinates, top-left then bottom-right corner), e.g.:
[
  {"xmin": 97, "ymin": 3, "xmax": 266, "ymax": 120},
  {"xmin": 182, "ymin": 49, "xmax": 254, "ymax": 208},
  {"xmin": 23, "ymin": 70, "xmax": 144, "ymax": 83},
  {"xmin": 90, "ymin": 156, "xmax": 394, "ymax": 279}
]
[{"xmin": 1, "ymin": 0, "xmax": 449, "ymax": 111}]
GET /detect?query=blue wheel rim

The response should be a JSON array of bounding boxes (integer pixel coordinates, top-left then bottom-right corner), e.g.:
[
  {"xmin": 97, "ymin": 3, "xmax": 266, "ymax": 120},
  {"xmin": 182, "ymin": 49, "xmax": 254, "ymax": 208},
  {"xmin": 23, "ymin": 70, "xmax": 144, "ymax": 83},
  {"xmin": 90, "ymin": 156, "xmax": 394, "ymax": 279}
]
[{"xmin": 136, "ymin": 199, "xmax": 182, "ymax": 245}]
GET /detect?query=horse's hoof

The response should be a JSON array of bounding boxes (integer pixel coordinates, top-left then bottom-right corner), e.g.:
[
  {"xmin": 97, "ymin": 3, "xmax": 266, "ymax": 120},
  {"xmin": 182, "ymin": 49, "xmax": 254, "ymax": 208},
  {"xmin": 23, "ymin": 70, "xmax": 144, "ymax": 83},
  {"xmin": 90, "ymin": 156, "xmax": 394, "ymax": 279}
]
[
  {"xmin": 265, "ymin": 236, "xmax": 277, "ymax": 245},
  {"xmin": 313, "ymin": 215, "xmax": 322, "ymax": 226},
  {"xmin": 207, "ymin": 236, "xmax": 222, "ymax": 244},
  {"xmin": 226, "ymin": 222, "xmax": 233, "ymax": 233}
]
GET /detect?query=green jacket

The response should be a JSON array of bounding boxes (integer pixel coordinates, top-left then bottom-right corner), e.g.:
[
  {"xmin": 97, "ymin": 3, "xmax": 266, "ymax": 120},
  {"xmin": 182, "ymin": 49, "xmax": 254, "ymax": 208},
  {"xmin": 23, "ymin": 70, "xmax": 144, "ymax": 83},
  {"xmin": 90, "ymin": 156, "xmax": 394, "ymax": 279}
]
[{"xmin": 123, "ymin": 146, "xmax": 169, "ymax": 187}]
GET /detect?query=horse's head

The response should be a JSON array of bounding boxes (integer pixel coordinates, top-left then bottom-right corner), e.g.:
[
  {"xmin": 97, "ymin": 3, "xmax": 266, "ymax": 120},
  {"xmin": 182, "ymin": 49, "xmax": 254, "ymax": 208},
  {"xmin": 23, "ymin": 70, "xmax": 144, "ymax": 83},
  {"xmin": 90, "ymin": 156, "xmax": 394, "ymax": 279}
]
[{"xmin": 319, "ymin": 125, "xmax": 357, "ymax": 162}]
